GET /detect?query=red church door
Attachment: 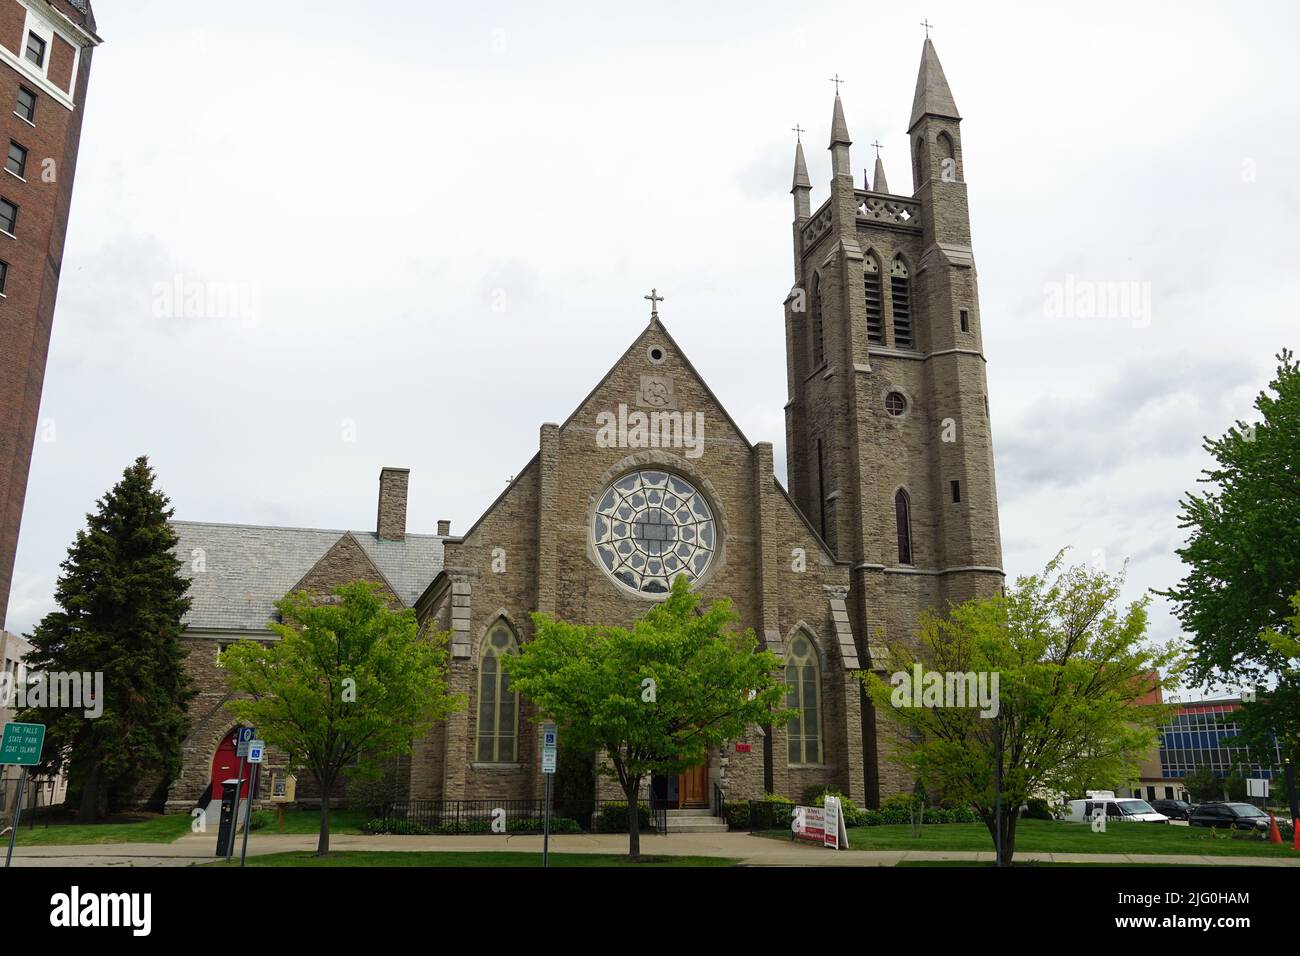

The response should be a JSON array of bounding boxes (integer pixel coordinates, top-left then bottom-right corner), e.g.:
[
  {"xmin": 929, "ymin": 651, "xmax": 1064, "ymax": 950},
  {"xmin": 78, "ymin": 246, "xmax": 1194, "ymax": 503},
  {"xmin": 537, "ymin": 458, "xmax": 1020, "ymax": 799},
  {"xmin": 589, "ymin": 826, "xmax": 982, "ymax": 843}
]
[{"xmin": 210, "ymin": 728, "xmax": 254, "ymax": 798}]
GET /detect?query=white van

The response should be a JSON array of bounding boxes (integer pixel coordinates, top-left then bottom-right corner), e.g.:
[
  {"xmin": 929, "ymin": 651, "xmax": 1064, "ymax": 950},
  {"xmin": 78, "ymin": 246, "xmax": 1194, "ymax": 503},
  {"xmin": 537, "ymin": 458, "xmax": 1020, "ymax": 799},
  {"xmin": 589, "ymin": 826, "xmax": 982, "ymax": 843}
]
[{"xmin": 1065, "ymin": 794, "xmax": 1169, "ymax": 824}]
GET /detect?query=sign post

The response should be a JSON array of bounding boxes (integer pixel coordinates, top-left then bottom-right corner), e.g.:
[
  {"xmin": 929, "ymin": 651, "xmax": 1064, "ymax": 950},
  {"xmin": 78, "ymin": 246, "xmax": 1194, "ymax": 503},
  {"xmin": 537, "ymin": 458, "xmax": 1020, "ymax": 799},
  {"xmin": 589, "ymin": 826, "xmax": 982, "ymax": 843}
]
[
  {"xmin": 1, "ymin": 722, "xmax": 45, "ymax": 869},
  {"xmin": 541, "ymin": 723, "xmax": 557, "ymax": 869},
  {"xmin": 227, "ymin": 727, "xmax": 255, "ymax": 861},
  {"xmin": 239, "ymin": 739, "xmax": 264, "ymax": 868}
]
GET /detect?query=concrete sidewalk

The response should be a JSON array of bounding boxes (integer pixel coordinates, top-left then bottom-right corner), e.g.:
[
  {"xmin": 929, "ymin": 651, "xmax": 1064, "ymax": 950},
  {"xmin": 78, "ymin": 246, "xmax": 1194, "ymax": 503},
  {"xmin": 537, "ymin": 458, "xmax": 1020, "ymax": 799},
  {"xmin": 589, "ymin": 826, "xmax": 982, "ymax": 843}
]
[{"xmin": 7, "ymin": 830, "xmax": 1300, "ymax": 867}]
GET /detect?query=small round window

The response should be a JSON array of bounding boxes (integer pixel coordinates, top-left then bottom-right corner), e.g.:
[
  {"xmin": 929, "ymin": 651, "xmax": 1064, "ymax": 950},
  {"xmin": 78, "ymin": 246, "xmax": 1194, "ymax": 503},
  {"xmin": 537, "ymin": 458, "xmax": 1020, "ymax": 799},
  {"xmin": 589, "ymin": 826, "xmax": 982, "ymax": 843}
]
[
  {"xmin": 592, "ymin": 470, "xmax": 716, "ymax": 595},
  {"xmin": 885, "ymin": 391, "xmax": 908, "ymax": 417},
  {"xmin": 648, "ymin": 346, "xmax": 666, "ymax": 365}
]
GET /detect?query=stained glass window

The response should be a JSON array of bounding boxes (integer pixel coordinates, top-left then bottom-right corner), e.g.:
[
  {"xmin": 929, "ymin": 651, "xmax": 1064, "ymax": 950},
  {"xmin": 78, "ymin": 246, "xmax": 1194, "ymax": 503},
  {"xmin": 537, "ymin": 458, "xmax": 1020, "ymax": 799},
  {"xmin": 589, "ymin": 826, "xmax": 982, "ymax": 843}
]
[{"xmin": 592, "ymin": 470, "xmax": 716, "ymax": 595}]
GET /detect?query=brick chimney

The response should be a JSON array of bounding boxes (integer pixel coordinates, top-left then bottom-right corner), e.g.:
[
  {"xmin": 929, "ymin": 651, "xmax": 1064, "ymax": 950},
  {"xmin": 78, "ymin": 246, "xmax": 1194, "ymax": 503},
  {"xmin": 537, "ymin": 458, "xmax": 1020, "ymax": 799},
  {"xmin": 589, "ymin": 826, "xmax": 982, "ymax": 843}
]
[
  {"xmin": 377, "ymin": 467, "xmax": 410, "ymax": 541},
  {"xmin": 437, "ymin": 519, "xmax": 450, "ymax": 536}
]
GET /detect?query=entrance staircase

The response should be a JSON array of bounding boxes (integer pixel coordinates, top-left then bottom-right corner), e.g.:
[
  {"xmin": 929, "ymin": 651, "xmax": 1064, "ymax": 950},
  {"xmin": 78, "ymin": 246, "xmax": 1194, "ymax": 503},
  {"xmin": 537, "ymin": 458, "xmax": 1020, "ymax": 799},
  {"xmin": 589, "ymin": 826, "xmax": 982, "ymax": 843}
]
[{"xmin": 663, "ymin": 807, "xmax": 729, "ymax": 834}]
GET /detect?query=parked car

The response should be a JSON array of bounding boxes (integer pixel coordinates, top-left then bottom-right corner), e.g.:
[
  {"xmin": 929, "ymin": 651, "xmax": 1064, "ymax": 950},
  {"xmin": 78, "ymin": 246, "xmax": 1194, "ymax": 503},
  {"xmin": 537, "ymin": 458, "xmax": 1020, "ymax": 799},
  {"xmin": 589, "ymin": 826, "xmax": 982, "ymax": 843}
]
[
  {"xmin": 1065, "ymin": 797, "xmax": 1170, "ymax": 824},
  {"xmin": 1187, "ymin": 802, "xmax": 1271, "ymax": 832},
  {"xmin": 1148, "ymin": 798, "xmax": 1193, "ymax": 821}
]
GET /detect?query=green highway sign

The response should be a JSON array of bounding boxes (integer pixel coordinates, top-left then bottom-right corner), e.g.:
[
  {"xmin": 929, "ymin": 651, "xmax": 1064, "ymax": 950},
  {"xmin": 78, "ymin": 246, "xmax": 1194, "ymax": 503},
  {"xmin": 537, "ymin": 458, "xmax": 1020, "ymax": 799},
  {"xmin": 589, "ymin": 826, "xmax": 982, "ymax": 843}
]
[{"xmin": 0, "ymin": 722, "xmax": 45, "ymax": 766}]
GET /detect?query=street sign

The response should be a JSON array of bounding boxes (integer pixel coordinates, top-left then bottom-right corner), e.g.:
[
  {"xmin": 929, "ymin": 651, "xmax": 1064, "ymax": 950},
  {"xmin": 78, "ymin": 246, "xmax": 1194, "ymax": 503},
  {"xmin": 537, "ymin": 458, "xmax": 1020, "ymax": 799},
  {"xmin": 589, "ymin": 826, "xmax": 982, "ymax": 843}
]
[
  {"xmin": 541, "ymin": 723, "xmax": 557, "ymax": 775},
  {"xmin": 237, "ymin": 727, "xmax": 255, "ymax": 744},
  {"xmin": 247, "ymin": 740, "xmax": 265, "ymax": 763},
  {"xmin": 0, "ymin": 722, "xmax": 45, "ymax": 766}
]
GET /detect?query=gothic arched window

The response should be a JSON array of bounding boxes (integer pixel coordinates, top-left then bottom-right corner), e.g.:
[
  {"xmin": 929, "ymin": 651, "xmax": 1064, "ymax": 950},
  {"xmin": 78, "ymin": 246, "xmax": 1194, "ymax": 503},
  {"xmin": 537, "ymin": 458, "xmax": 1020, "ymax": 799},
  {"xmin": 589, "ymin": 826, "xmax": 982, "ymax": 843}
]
[
  {"xmin": 890, "ymin": 256, "xmax": 913, "ymax": 349},
  {"xmin": 895, "ymin": 488, "xmax": 913, "ymax": 565},
  {"xmin": 476, "ymin": 621, "xmax": 519, "ymax": 763},
  {"xmin": 811, "ymin": 274, "xmax": 826, "ymax": 368},
  {"xmin": 863, "ymin": 252, "xmax": 884, "ymax": 344},
  {"xmin": 786, "ymin": 633, "xmax": 822, "ymax": 765}
]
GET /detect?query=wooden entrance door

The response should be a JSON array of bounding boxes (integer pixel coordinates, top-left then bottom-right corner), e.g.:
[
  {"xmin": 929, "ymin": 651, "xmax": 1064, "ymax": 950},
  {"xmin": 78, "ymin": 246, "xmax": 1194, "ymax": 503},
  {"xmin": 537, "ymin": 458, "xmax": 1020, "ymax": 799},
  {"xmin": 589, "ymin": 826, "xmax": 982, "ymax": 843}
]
[{"xmin": 678, "ymin": 758, "xmax": 709, "ymax": 808}]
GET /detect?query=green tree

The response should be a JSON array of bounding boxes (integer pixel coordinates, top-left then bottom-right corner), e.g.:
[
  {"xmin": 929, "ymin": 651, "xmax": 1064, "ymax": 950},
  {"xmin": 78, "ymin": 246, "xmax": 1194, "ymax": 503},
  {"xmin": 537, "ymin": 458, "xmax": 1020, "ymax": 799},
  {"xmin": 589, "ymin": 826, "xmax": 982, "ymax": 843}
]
[
  {"xmin": 1182, "ymin": 764, "xmax": 1222, "ymax": 803},
  {"xmin": 505, "ymin": 575, "xmax": 790, "ymax": 860},
  {"xmin": 1234, "ymin": 592, "xmax": 1300, "ymax": 784},
  {"xmin": 1161, "ymin": 350, "xmax": 1300, "ymax": 684},
  {"xmin": 220, "ymin": 581, "xmax": 461, "ymax": 855},
  {"xmin": 862, "ymin": 554, "xmax": 1182, "ymax": 865},
  {"xmin": 16, "ymin": 456, "xmax": 194, "ymax": 821}
]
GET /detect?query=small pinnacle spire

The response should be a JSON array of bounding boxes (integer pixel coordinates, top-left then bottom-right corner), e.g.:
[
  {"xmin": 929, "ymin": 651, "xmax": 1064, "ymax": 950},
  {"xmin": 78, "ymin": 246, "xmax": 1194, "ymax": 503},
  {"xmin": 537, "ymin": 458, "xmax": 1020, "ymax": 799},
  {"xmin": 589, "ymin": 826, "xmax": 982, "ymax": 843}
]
[
  {"xmin": 872, "ymin": 154, "xmax": 889, "ymax": 194},
  {"xmin": 909, "ymin": 37, "xmax": 960, "ymax": 130},
  {"xmin": 791, "ymin": 141, "xmax": 811, "ymax": 193},
  {"xmin": 829, "ymin": 93, "xmax": 852, "ymax": 147}
]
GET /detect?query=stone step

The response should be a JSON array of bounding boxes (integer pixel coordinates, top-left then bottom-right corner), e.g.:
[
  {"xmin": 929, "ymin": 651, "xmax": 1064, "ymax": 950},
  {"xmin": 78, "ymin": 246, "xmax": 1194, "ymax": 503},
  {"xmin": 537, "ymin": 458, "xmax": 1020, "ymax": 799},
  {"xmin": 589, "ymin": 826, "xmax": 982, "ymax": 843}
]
[
  {"xmin": 663, "ymin": 815, "xmax": 729, "ymax": 833},
  {"xmin": 666, "ymin": 808, "xmax": 716, "ymax": 817}
]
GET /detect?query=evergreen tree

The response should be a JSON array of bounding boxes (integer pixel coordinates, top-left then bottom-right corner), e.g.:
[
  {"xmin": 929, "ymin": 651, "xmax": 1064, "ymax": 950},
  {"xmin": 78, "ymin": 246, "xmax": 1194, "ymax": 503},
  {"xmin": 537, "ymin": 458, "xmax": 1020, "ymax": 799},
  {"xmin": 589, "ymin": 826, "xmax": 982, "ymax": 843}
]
[{"xmin": 16, "ymin": 457, "xmax": 194, "ymax": 821}]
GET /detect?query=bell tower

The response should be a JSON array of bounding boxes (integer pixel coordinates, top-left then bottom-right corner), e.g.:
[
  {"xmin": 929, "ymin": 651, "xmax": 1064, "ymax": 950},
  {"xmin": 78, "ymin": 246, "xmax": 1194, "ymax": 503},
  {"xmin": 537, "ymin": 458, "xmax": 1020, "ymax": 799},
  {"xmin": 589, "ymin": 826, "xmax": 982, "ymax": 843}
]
[{"xmin": 783, "ymin": 39, "xmax": 1004, "ymax": 804}]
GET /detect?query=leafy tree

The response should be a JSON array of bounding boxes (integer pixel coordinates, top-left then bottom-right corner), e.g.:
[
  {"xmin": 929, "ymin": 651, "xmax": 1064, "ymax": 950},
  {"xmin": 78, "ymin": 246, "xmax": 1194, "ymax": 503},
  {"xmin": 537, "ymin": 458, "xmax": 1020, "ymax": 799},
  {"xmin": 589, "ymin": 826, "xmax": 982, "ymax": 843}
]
[
  {"xmin": 1162, "ymin": 350, "xmax": 1300, "ymax": 684},
  {"xmin": 1182, "ymin": 764, "xmax": 1223, "ymax": 804},
  {"xmin": 862, "ymin": 553, "xmax": 1182, "ymax": 865},
  {"xmin": 505, "ymin": 575, "xmax": 789, "ymax": 860},
  {"xmin": 220, "ymin": 582, "xmax": 461, "ymax": 854},
  {"xmin": 1234, "ymin": 592, "xmax": 1300, "ymax": 790},
  {"xmin": 16, "ymin": 457, "xmax": 194, "ymax": 821}
]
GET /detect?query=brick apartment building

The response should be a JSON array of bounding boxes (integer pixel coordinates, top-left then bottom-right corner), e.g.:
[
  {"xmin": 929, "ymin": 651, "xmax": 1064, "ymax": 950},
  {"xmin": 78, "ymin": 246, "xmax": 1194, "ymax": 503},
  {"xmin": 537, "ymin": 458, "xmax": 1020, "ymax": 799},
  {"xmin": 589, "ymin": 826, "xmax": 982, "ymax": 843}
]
[{"xmin": 0, "ymin": 0, "xmax": 99, "ymax": 630}]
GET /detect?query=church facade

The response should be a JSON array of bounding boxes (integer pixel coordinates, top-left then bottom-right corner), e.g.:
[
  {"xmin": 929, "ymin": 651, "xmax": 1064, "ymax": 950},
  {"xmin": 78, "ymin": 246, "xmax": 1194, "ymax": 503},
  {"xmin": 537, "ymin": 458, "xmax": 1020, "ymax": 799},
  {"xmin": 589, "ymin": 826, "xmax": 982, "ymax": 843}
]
[{"xmin": 165, "ymin": 38, "xmax": 1002, "ymax": 815}]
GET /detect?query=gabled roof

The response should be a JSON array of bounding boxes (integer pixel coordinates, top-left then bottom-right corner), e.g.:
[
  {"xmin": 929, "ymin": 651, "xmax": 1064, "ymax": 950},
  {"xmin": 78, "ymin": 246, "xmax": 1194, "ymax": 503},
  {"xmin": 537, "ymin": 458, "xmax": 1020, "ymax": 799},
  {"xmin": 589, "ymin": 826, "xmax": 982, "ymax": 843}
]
[{"xmin": 171, "ymin": 521, "xmax": 444, "ymax": 632}]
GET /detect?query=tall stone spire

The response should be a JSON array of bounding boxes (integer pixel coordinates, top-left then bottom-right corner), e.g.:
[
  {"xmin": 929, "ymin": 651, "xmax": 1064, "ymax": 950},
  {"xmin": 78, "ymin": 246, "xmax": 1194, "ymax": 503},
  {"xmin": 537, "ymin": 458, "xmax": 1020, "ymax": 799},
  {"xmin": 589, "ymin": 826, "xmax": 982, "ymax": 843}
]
[
  {"xmin": 829, "ymin": 94, "xmax": 852, "ymax": 179},
  {"xmin": 872, "ymin": 154, "xmax": 889, "ymax": 193},
  {"xmin": 909, "ymin": 38, "xmax": 960, "ymax": 130},
  {"xmin": 791, "ymin": 139, "xmax": 811, "ymax": 218}
]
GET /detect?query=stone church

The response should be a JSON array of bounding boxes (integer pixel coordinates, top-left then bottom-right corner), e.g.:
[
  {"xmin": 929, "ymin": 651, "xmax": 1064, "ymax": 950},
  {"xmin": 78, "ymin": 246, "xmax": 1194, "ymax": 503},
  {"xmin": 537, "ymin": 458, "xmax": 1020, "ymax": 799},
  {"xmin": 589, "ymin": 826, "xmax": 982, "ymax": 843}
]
[{"xmin": 165, "ymin": 38, "xmax": 1003, "ymax": 816}]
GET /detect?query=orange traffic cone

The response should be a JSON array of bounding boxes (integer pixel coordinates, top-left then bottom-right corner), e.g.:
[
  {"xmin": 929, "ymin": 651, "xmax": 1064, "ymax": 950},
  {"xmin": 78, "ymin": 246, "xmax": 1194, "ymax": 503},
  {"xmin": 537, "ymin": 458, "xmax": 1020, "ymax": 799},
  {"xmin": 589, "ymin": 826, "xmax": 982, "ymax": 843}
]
[{"xmin": 1267, "ymin": 813, "xmax": 1283, "ymax": 844}]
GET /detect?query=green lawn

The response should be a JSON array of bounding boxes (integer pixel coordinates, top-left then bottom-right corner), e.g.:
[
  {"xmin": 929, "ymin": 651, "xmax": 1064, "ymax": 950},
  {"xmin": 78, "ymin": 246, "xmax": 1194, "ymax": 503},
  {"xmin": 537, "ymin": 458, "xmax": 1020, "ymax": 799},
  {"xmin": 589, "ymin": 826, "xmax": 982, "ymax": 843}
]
[
  {"xmin": 209, "ymin": 851, "xmax": 738, "ymax": 868},
  {"xmin": 757, "ymin": 819, "xmax": 1298, "ymax": 858},
  {"xmin": 9, "ymin": 813, "xmax": 195, "ymax": 846},
  {"xmin": 9, "ymin": 808, "xmax": 367, "ymax": 846}
]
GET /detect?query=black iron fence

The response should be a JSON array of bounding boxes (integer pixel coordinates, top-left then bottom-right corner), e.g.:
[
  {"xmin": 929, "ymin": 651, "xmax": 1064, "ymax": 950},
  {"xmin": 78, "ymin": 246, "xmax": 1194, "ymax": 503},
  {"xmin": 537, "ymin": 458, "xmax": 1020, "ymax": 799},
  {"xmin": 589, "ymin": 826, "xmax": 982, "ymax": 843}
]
[
  {"xmin": 378, "ymin": 794, "xmax": 680, "ymax": 835},
  {"xmin": 382, "ymin": 799, "xmax": 546, "ymax": 833}
]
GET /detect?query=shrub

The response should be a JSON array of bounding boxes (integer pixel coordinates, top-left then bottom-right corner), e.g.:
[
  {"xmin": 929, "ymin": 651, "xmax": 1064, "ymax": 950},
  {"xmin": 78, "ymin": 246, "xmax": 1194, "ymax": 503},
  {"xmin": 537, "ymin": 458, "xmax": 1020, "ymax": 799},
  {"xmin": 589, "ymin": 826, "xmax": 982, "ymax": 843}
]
[
  {"xmin": 1023, "ymin": 798, "xmax": 1054, "ymax": 820},
  {"xmin": 801, "ymin": 786, "xmax": 866, "ymax": 827},
  {"xmin": 749, "ymin": 796, "xmax": 796, "ymax": 831},
  {"xmin": 724, "ymin": 801, "xmax": 750, "ymax": 830},
  {"xmin": 594, "ymin": 802, "xmax": 651, "ymax": 833}
]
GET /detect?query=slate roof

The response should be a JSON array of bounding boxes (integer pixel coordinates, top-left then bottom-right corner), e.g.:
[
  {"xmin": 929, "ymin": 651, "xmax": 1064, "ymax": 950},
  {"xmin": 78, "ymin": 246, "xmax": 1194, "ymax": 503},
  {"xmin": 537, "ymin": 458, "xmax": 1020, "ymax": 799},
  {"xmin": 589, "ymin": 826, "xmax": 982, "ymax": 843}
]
[{"xmin": 171, "ymin": 521, "xmax": 444, "ymax": 632}]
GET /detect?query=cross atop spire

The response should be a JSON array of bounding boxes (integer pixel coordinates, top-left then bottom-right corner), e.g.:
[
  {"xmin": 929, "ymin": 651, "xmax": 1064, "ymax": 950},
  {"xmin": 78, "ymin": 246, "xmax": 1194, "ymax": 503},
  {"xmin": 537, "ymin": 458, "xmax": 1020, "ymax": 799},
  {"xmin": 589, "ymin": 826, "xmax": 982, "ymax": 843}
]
[
  {"xmin": 791, "ymin": 123, "xmax": 805, "ymax": 144},
  {"xmin": 644, "ymin": 287, "xmax": 664, "ymax": 319},
  {"xmin": 829, "ymin": 73, "xmax": 844, "ymax": 94},
  {"xmin": 920, "ymin": 18, "xmax": 933, "ymax": 39},
  {"xmin": 870, "ymin": 139, "xmax": 884, "ymax": 158}
]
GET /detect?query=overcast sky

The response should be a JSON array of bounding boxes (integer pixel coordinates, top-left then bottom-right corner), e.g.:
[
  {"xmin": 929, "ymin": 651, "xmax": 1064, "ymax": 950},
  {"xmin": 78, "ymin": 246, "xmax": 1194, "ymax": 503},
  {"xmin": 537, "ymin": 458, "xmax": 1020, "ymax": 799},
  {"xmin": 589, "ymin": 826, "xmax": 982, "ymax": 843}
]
[{"xmin": 9, "ymin": 1, "xmax": 1299, "ymax": 700}]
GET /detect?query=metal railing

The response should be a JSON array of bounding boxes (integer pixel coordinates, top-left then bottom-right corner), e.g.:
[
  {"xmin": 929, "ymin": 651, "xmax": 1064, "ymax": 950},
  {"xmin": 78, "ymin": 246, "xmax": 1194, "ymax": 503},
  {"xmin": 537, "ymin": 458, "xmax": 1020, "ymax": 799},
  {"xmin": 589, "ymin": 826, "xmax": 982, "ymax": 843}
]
[{"xmin": 382, "ymin": 799, "xmax": 546, "ymax": 833}]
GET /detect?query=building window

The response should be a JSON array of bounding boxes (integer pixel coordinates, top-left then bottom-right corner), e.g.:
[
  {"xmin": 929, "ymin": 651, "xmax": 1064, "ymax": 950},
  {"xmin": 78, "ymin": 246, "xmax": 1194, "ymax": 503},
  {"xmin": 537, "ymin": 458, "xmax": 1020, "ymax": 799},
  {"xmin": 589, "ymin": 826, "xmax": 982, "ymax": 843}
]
[
  {"xmin": 959, "ymin": 309, "xmax": 969, "ymax": 332},
  {"xmin": 885, "ymin": 391, "xmax": 907, "ymax": 417},
  {"xmin": 786, "ymin": 633, "xmax": 821, "ymax": 765},
  {"xmin": 592, "ymin": 470, "xmax": 716, "ymax": 595},
  {"xmin": 0, "ymin": 199, "xmax": 17, "ymax": 236},
  {"xmin": 890, "ymin": 257, "xmax": 912, "ymax": 349},
  {"xmin": 0, "ymin": 260, "xmax": 7, "ymax": 295},
  {"xmin": 864, "ymin": 253, "xmax": 884, "ymax": 343},
  {"xmin": 950, "ymin": 480, "xmax": 961, "ymax": 503},
  {"xmin": 476, "ymin": 623, "xmax": 519, "ymax": 763},
  {"xmin": 811, "ymin": 275, "xmax": 825, "ymax": 368},
  {"xmin": 25, "ymin": 32, "xmax": 46, "ymax": 68},
  {"xmin": 15, "ymin": 87, "xmax": 36, "ymax": 124},
  {"xmin": 6, "ymin": 142, "xmax": 26, "ymax": 179},
  {"xmin": 895, "ymin": 489, "xmax": 912, "ymax": 565}
]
